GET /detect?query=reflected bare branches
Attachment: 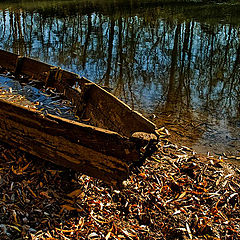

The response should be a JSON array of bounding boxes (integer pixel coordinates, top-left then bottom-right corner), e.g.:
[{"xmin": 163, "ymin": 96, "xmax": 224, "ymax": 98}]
[{"xmin": 0, "ymin": 2, "xmax": 240, "ymax": 154}]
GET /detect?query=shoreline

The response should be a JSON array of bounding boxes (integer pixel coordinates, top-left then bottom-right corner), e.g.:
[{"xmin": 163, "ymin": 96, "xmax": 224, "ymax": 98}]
[{"xmin": 0, "ymin": 134, "xmax": 239, "ymax": 239}]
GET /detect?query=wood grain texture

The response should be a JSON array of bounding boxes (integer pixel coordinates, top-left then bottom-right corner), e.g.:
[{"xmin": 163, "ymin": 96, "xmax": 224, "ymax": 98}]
[
  {"xmin": 0, "ymin": 49, "xmax": 156, "ymax": 138},
  {"xmin": 0, "ymin": 49, "xmax": 18, "ymax": 71},
  {"xmin": 78, "ymin": 77, "xmax": 156, "ymax": 137},
  {"xmin": 0, "ymin": 99, "xmax": 141, "ymax": 185},
  {"xmin": 0, "ymin": 49, "xmax": 158, "ymax": 185}
]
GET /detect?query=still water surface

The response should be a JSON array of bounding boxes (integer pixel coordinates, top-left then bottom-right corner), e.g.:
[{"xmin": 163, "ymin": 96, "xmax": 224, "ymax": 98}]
[{"xmin": 0, "ymin": 0, "xmax": 240, "ymax": 158}]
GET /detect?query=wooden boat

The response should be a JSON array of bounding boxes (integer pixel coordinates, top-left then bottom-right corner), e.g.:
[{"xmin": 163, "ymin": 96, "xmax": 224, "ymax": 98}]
[{"xmin": 0, "ymin": 49, "xmax": 158, "ymax": 186}]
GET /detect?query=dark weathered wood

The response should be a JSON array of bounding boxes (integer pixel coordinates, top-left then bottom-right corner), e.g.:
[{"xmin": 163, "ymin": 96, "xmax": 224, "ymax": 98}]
[
  {"xmin": 19, "ymin": 57, "xmax": 52, "ymax": 81},
  {"xmin": 0, "ymin": 49, "xmax": 18, "ymax": 71},
  {"xmin": 0, "ymin": 49, "xmax": 157, "ymax": 137},
  {"xmin": 78, "ymin": 77, "xmax": 156, "ymax": 137},
  {"xmin": 60, "ymin": 69, "xmax": 79, "ymax": 86},
  {"xmin": 0, "ymin": 49, "xmax": 158, "ymax": 185},
  {"xmin": 0, "ymin": 99, "xmax": 141, "ymax": 185},
  {"xmin": 131, "ymin": 132, "xmax": 158, "ymax": 144}
]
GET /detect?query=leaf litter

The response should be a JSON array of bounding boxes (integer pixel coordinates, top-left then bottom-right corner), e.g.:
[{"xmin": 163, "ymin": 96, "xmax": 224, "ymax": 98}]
[{"xmin": 0, "ymin": 130, "xmax": 239, "ymax": 240}]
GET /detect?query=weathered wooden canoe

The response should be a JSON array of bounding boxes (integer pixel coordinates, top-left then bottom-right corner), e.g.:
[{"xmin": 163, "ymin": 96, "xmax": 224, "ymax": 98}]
[{"xmin": 0, "ymin": 49, "xmax": 158, "ymax": 186}]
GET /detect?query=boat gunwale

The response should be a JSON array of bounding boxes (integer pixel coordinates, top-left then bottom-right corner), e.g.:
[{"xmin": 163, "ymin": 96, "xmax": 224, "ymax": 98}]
[
  {"xmin": 0, "ymin": 97, "xmax": 130, "ymax": 139},
  {"xmin": 0, "ymin": 48, "xmax": 157, "ymax": 137},
  {"xmin": 0, "ymin": 49, "xmax": 158, "ymax": 186}
]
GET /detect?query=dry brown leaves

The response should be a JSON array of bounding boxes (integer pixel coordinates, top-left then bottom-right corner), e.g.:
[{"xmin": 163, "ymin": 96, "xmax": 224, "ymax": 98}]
[{"xmin": 0, "ymin": 138, "xmax": 239, "ymax": 240}]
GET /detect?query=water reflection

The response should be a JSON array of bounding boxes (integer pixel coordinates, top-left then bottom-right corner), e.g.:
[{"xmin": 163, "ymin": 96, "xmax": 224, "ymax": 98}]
[{"xmin": 0, "ymin": 0, "xmax": 240, "ymax": 157}]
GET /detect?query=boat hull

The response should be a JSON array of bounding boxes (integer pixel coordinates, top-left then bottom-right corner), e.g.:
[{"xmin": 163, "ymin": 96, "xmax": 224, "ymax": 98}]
[{"xmin": 0, "ymin": 49, "xmax": 157, "ymax": 186}]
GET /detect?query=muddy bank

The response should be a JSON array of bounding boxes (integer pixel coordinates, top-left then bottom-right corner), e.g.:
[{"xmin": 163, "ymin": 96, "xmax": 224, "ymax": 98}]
[{"xmin": 152, "ymin": 113, "xmax": 240, "ymax": 168}]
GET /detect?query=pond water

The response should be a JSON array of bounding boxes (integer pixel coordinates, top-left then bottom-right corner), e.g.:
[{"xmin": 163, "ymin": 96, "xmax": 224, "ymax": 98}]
[
  {"xmin": 0, "ymin": 75, "xmax": 77, "ymax": 120},
  {"xmin": 0, "ymin": 0, "xmax": 240, "ymax": 160}
]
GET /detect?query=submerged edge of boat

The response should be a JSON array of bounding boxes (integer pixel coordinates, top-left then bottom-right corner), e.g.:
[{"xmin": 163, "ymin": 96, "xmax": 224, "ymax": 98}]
[{"xmin": 0, "ymin": 49, "xmax": 158, "ymax": 187}]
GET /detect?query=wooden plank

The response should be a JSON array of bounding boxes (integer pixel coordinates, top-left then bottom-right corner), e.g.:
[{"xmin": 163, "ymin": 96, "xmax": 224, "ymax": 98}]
[
  {"xmin": 47, "ymin": 70, "xmax": 157, "ymax": 137},
  {"xmin": 78, "ymin": 77, "xmax": 156, "ymax": 137},
  {"xmin": 60, "ymin": 69, "xmax": 79, "ymax": 87},
  {"xmin": 19, "ymin": 57, "xmax": 52, "ymax": 81},
  {"xmin": 0, "ymin": 50, "xmax": 158, "ymax": 185},
  {"xmin": 0, "ymin": 49, "xmax": 18, "ymax": 71},
  {"xmin": 0, "ymin": 99, "xmax": 142, "ymax": 186},
  {"xmin": 0, "ymin": 50, "xmax": 157, "ymax": 138}
]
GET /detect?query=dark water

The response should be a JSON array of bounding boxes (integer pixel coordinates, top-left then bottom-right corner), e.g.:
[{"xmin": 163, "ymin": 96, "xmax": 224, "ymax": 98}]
[
  {"xmin": 0, "ymin": 75, "xmax": 77, "ymax": 120},
  {"xmin": 0, "ymin": 0, "xmax": 240, "ymax": 158}
]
